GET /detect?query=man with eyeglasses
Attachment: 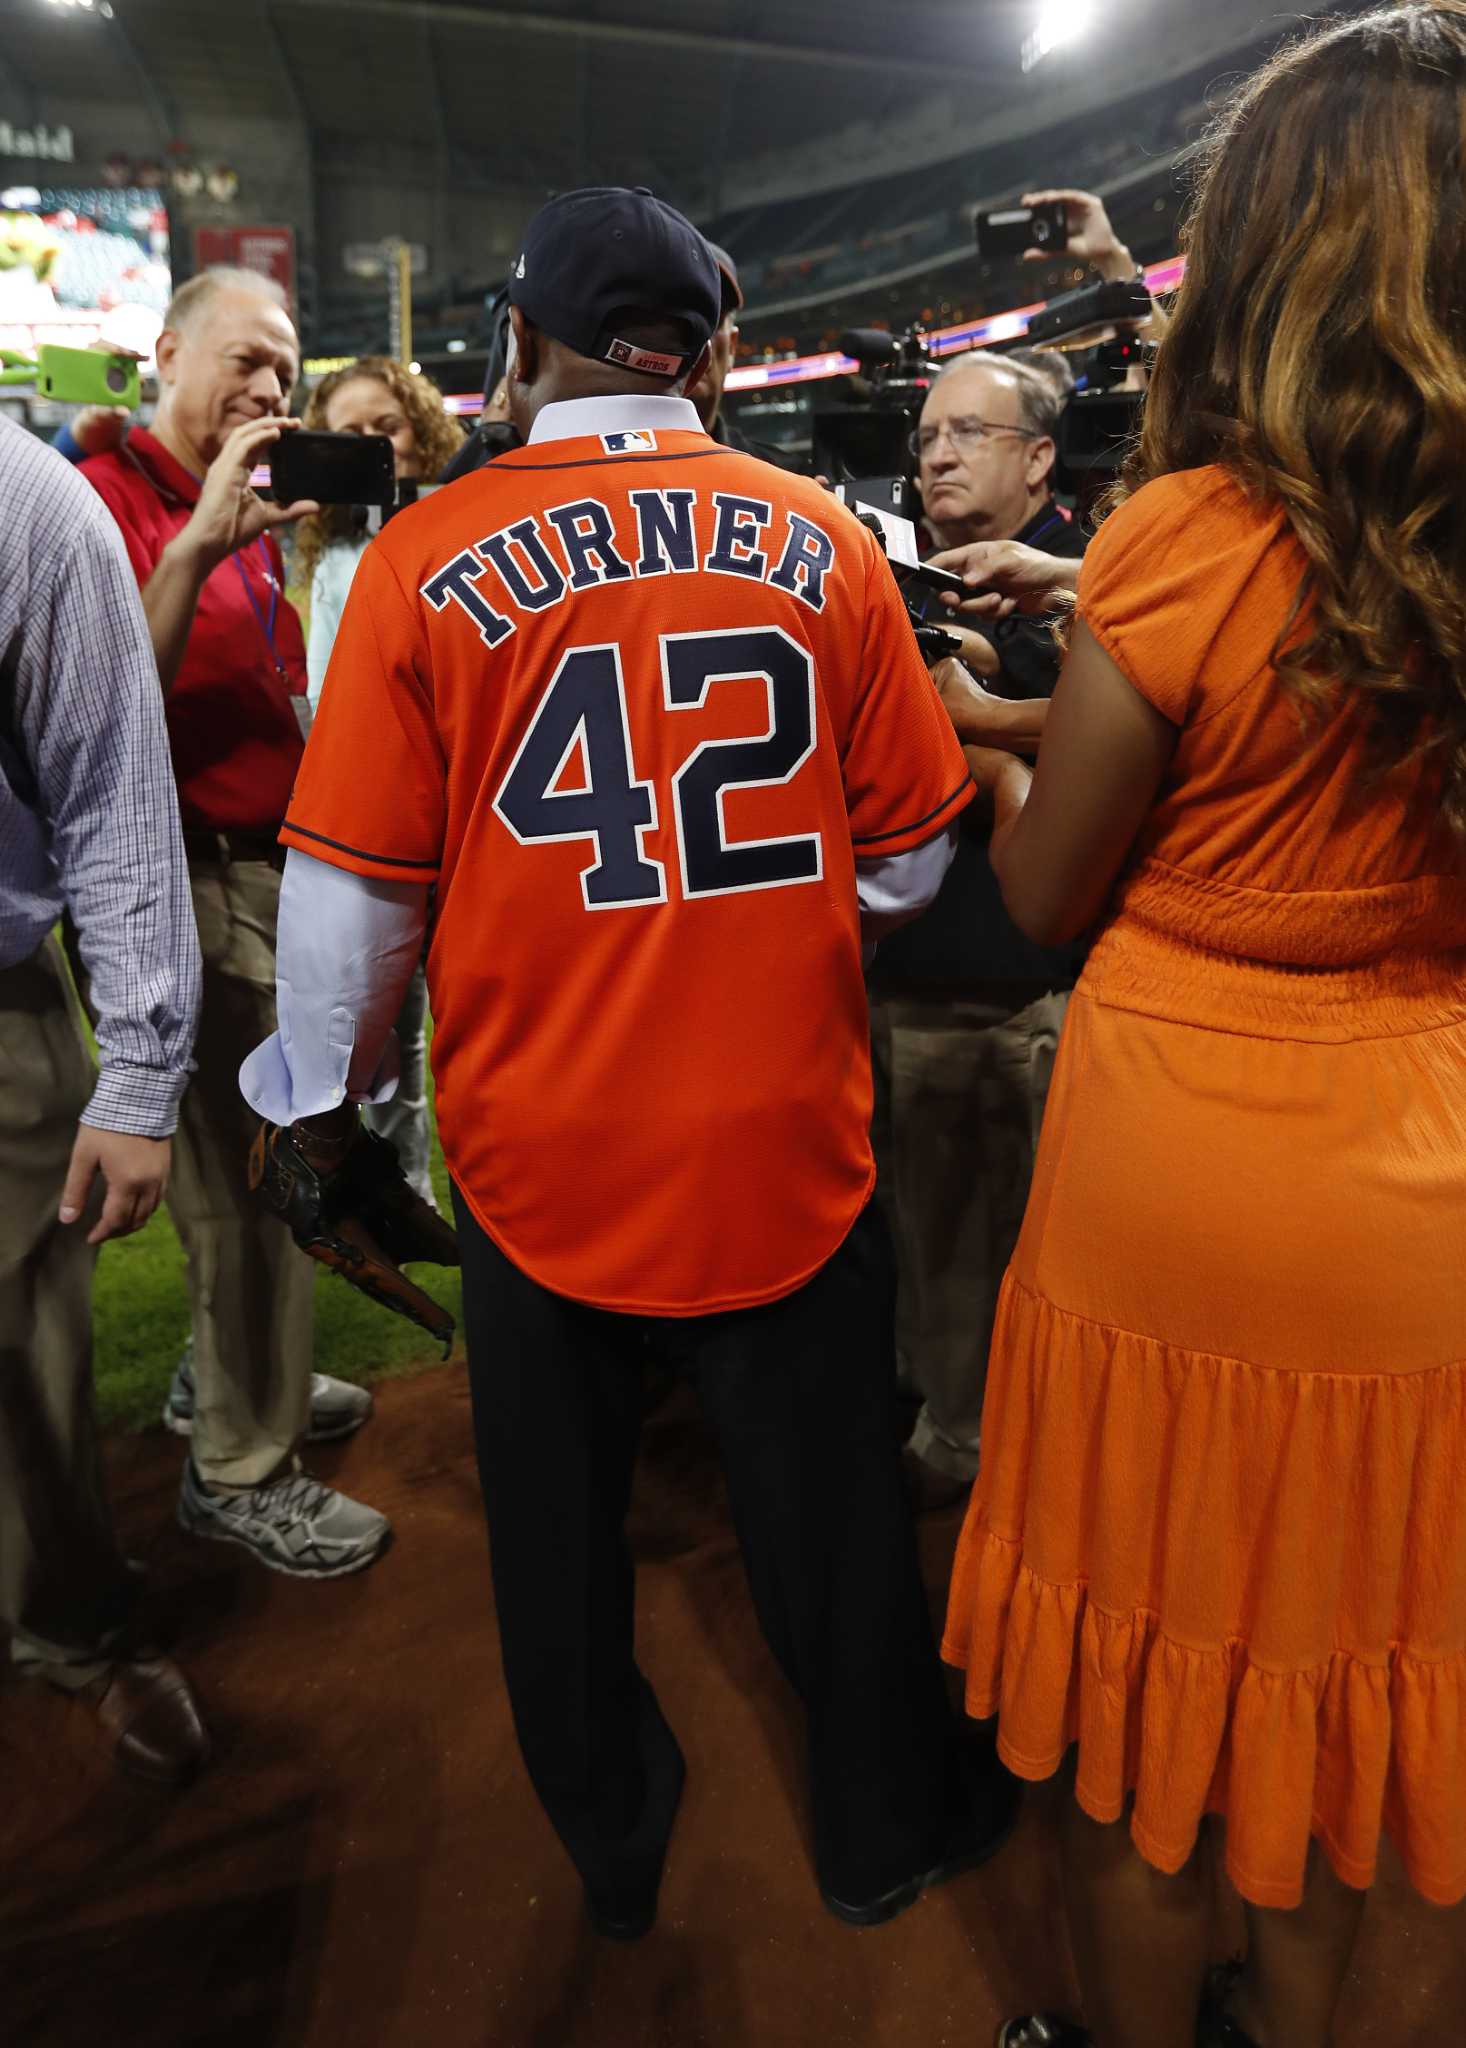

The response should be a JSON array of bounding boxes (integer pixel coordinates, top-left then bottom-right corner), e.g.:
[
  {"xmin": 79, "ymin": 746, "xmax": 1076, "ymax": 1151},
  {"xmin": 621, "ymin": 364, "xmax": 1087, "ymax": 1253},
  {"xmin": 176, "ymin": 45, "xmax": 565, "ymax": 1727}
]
[{"xmin": 871, "ymin": 350, "xmax": 1088, "ymax": 1512}]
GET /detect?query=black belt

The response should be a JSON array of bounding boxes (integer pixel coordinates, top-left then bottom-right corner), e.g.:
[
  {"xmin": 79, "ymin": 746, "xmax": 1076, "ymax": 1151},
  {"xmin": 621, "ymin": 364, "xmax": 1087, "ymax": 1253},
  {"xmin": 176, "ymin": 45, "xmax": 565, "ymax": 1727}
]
[{"xmin": 181, "ymin": 827, "xmax": 287, "ymax": 870}]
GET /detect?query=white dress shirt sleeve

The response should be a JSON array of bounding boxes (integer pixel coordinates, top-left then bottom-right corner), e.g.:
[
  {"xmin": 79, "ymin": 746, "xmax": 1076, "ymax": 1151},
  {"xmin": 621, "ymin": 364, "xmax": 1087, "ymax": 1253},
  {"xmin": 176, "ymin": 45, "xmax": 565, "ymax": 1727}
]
[
  {"xmin": 856, "ymin": 823, "xmax": 959, "ymax": 949},
  {"xmin": 239, "ymin": 848, "xmax": 429, "ymax": 1125}
]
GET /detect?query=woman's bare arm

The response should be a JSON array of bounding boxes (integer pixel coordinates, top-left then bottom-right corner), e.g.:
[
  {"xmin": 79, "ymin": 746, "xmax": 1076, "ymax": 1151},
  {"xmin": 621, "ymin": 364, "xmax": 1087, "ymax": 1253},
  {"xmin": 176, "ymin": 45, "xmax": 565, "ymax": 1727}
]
[{"xmin": 972, "ymin": 619, "xmax": 1177, "ymax": 945}]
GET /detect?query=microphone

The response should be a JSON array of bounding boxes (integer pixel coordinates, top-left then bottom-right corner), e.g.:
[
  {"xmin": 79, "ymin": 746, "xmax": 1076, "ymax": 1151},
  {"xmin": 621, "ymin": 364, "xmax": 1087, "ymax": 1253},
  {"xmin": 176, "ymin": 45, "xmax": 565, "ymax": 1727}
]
[{"xmin": 839, "ymin": 328, "xmax": 901, "ymax": 365}]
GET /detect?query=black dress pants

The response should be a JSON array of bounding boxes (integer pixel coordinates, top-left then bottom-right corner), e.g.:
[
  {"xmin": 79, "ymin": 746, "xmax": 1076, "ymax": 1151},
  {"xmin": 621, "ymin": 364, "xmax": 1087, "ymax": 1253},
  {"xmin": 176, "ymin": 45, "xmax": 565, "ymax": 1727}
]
[{"xmin": 454, "ymin": 1191, "xmax": 977, "ymax": 1910}]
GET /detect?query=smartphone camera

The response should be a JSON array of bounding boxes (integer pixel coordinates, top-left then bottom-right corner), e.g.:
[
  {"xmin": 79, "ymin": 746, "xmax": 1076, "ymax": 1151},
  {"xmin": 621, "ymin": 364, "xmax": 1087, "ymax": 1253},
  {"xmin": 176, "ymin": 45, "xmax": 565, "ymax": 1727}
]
[
  {"xmin": 34, "ymin": 342, "xmax": 142, "ymax": 411},
  {"xmin": 975, "ymin": 199, "xmax": 1070, "ymax": 263},
  {"xmin": 269, "ymin": 429, "xmax": 397, "ymax": 508}
]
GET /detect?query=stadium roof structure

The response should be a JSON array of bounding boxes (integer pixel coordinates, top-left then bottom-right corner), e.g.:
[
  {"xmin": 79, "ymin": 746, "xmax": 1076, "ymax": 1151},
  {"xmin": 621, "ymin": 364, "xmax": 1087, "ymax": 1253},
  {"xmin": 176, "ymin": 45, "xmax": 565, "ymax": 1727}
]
[
  {"xmin": 2, "ymin": 0, "xmax": 1020, "ymax": 205},
  {"xmin": 0, "ymin": 0, "xmax": 1370, "ymax": 358},
  {"xmin": 1, "ymin": 0, "xmax": 1346, "ymax": 221}
]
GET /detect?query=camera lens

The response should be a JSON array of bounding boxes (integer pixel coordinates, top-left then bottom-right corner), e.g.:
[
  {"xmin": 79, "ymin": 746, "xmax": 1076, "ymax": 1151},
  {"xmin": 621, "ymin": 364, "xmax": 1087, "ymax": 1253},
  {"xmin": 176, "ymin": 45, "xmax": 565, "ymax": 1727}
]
[
  {"xmin": 1033, "ymin": 217, "xmax": 1052, "ymax": 247},
  {"xmin": 106, "ymin": 362, "xmax": 128, "ymax": 394}
]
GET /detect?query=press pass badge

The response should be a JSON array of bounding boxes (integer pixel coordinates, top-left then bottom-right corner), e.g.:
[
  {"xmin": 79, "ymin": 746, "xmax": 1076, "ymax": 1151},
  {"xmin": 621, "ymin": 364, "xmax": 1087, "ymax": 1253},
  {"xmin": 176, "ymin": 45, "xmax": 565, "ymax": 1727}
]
[{"xmin": 292, "ymin": 695, "xmax": 314, "ymax": 741}]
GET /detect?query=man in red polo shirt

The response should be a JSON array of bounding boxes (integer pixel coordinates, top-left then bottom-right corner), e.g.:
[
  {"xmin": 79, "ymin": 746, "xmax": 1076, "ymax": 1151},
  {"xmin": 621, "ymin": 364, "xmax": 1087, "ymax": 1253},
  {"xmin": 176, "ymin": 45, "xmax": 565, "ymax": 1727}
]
[{"xmin": 82, "ymin": 268, "xmax": 388, "ymax": 1577}]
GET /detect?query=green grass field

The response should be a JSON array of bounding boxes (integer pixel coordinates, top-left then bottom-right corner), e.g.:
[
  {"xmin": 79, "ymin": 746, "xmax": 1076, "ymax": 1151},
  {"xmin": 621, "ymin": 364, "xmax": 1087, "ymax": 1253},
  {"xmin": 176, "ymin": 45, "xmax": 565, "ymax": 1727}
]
[{"xmin": 91, "ymin": 1114, "xmax": 460, "ymax": 1435}]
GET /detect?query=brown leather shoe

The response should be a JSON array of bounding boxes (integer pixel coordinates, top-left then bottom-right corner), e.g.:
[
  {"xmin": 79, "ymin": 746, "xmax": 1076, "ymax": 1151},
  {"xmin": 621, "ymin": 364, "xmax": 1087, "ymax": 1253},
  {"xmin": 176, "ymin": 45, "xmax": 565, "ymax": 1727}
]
[
  {"xmin": 79, "ymin": 1655, "xmax": 211, "ymax": 1784},
  {"xmin": 900, "ymin": 1445, "xmax": 971, "ymax": 1514}
]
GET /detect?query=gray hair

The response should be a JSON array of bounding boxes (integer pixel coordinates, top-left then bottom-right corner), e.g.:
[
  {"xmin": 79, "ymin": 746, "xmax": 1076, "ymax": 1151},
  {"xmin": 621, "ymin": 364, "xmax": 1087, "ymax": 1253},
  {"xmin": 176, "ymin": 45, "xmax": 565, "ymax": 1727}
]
[
  {"xmin": 933, "ymin": 348, "xmax": 1063, "ymax": 439},
  {"xmin": 164, "ymin": 265, "xmax": 293, "ymax": 334},
  {"xmin": 1005, "ymin": 344, "xmax": 1076, "ymax": 405}
]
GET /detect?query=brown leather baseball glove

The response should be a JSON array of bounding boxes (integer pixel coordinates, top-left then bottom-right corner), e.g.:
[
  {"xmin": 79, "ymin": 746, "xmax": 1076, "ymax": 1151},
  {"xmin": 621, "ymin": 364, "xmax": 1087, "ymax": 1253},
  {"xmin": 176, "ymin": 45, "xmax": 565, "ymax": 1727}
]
[{"xmin": 249, "ymin": 1116, "xmax": 460, "ymax": 1357}]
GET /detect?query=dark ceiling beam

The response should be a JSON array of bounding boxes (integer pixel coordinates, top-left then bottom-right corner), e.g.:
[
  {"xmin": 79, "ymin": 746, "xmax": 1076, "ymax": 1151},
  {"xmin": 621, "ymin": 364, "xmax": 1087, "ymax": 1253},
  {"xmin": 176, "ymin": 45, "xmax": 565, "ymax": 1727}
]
[
  {"xmin": 103, "ymin": 10, "xmax": 180, "ymax": 149},
  {"xmin": 260, "ymin": 3, "xmax": 319, "ymax": 318},
  {"xmin": 418, "ymin": 19, "xmax": 454, "ymax": 292},
  {"xmin": 708, "ymin": 54, "xmax": 745, "ymax": 221},
  {"xmin": 574, "ymin": 36, "xmax": 590, "ymax": 191},
  {"xmin": 0, "ymin": 48, "xmax": 39, "ymax": 127},
  {"xmin": 283, "ymin": 0, "xmax": 974, "ymax": 85}
]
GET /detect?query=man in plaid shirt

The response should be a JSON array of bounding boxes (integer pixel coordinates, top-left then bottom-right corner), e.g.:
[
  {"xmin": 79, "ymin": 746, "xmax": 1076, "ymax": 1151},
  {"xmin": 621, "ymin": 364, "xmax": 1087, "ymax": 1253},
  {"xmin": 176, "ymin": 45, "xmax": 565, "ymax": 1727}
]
[{"xmin": 0, "ymin": 414, "xmax": 207, "ymax": 1782}]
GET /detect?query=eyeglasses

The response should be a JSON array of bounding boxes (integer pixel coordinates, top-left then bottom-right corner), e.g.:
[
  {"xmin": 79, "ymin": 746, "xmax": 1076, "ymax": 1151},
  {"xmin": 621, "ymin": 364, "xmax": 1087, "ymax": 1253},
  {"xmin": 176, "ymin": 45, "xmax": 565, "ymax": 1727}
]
[{"xmin": 909, "ymin": 416, "xmax": 1039, "ymax": 460}]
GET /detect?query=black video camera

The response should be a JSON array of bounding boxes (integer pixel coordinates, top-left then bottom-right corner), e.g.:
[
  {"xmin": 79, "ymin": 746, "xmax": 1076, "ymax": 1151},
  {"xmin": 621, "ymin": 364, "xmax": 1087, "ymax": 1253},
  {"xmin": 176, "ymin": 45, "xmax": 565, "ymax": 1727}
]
[
  {"xmin": 811, "ymin": 323, "xmax": 934, "ymax": 524},
  {"xmin": 1018, "ymin": 274, "xmax": 1156, "ymax": 491}
]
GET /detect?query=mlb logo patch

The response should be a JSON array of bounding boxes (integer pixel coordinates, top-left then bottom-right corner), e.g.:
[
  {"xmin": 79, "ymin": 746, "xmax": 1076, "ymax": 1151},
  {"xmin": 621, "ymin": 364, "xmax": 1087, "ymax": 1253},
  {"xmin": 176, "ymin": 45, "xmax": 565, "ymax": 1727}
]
[{"xmin": 601, "ymin": 430, "xmax": 657, "ymax": 454}]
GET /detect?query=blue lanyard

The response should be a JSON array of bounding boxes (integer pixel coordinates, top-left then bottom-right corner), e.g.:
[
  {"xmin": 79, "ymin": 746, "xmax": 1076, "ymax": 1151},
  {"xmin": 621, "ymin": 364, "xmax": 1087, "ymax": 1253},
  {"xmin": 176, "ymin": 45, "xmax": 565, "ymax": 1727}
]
[
  {"xmin": 231, "ymin": 542, "xmax": 283, "ymax": 675},
  {"xmin": 1022, "ymin": 504, "xmax": 1068, "ymax": 551}
]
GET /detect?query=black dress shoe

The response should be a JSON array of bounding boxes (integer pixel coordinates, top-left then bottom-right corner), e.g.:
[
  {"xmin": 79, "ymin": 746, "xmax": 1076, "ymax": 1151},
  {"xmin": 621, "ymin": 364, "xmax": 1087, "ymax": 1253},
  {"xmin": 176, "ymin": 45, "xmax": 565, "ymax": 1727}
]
[
  {"xmin": 1198, "ymin": 1961, "xmax": 1261, "ymax": 2046},
  {"xmin": 584, "ymin": 1887, "xmax": 659, "ymax": 1942},
  {"xmin": 821, "ymin": 1768, "xmax": 1023, "ymax": 1928}
]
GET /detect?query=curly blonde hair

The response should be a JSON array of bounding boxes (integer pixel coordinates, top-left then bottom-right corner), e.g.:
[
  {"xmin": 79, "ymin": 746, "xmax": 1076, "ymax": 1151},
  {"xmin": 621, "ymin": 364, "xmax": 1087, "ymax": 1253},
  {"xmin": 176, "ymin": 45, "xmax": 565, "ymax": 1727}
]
[
  {"xmin": 1120, "ymin": 3, "xmax": 1466, "ymax": 840},
  {"xmin": 293, "ymin": 356, "xmax": 464, "ymax": 591}
]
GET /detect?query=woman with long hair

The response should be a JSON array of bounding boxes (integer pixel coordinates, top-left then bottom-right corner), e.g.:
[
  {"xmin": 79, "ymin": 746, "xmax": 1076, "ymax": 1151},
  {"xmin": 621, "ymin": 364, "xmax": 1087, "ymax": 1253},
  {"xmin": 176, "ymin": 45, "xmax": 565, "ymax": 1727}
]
[
  {"xmin": 294, "ymin": 358, "xmax": 462, "ymax": 1204},
  {"xmin": 296, "ymin": 355, "xmax": 464, "ymax": 704},
  {"xmin": 935, "ymin": 9, "xmax": 1466, "ymax": 2043}
]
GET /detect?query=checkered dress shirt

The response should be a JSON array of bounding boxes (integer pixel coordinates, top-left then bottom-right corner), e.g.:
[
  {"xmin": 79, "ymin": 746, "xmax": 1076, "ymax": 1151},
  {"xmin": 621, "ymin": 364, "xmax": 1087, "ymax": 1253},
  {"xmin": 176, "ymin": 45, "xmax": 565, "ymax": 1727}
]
[{"xmin": 0, "ymin": 415, "xmax": 199, "ymax": 1136}]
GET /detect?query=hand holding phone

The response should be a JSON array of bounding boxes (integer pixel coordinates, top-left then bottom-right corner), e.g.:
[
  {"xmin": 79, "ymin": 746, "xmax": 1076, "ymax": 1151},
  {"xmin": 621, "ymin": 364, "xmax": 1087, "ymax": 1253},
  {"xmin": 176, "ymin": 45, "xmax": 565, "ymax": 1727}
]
[
  {"xmin": 184, "ymin": 417, "xmax": 318, "ymax": 573},
  {"xmin": 1019, "ymin": 190, "xmax": 1130, "ymax": 277},
  {"xmin": 926, "ymin": 538, "xmax": 1082, "ymax": 618},
  {"xmin": 891, "ymin": 558, "xmax": 973, "ymax": 629},
  {"xmin": 976, "ymin": 199, "xmax": 1069, "ymax": 262},
  {"xmin": 36, "ymin": 342, "xmax": 142, "ymax": 410}
]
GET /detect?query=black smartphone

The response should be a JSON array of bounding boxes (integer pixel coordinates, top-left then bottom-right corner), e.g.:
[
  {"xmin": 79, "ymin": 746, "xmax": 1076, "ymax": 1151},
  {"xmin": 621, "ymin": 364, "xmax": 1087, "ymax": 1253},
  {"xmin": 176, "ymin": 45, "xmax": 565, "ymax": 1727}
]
[
  {"xmin": 842, "ymin": 473, "xmax": 920, "ymax": 523},
  {"xmin": 975, "ymin": 200, "xmax": 1069, "ymax": 262},
  {"xmin": 893, "ymin": 559, "xmax": 970, "ymax": 626},
  {"xmin": 270, "ymin": 430, "xmax": 396, "ymax": 507}
]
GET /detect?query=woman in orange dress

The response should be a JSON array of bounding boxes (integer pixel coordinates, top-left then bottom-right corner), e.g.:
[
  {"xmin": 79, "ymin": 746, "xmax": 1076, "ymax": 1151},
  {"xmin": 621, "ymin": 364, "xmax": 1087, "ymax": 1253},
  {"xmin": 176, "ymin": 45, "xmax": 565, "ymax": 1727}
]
[{"xmin": 935, "ymin": 8, "xmax": 1466, "ymax": 2045}]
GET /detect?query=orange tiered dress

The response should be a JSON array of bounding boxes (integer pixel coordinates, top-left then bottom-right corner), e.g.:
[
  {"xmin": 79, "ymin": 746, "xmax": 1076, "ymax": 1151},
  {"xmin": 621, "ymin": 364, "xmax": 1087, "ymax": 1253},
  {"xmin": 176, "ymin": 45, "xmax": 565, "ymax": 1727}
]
[{"xmin": 942, "ymin": 465, "xmax": 1466, "ymax": 1910}]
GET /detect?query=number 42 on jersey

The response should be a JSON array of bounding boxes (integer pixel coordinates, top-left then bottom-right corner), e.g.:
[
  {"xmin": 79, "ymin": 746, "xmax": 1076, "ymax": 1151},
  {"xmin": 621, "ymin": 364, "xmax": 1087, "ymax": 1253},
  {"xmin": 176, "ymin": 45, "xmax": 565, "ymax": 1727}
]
[{"xmin": 495, "ymin": 627, "xmax": 823, "ymax": 910}]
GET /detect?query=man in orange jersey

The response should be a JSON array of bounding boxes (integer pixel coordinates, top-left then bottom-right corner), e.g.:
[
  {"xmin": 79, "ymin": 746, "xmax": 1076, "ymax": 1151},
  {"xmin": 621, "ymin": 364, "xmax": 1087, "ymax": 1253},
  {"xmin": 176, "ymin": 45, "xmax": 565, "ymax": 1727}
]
[{"xmin": 241, "ymin": 188, "xmax": 1018, "ymax": 1938}]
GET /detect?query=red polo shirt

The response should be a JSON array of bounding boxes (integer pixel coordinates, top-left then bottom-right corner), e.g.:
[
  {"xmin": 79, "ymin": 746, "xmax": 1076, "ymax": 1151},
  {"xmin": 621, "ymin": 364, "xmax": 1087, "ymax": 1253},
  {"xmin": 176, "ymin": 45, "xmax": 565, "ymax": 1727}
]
[{"xmin": 82, "ymin": 427, "xmax": 308, "ymax": 831}]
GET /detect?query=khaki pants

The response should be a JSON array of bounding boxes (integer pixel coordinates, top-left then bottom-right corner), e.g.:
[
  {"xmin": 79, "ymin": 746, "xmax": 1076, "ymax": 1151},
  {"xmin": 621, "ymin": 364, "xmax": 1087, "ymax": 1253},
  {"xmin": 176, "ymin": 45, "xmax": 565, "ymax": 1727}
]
[
  {"xmin": 869, "ymin": 989, "xmax": 1068, "ymax": 1483},
  {"xmin": 0, "ymin": 939, "xmax": 131, "ymax": 1687},
  {"xmin": 171, "ymin": 858, "xmax": 312, "ymax": 1489}
]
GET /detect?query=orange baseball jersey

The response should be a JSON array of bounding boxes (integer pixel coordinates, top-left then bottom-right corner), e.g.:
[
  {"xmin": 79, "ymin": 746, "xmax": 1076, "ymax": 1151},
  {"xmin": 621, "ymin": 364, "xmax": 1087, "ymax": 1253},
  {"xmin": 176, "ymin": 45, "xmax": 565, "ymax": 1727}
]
[{"xmin": 282, "ymin": 414, "xmax": 973, "ymax": 1314}]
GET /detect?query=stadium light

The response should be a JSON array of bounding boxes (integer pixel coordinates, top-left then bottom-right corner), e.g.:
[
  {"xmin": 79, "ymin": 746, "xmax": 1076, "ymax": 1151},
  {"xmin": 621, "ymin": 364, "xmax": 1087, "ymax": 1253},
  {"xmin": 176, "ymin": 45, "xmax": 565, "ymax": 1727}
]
[
  {"xmin": 1021, "ymin": 0, "xmax": 1094, "ymax": 73},
  {"xmin": 43, "ymin": 0, "xmax": 117, "ymax": 16}
]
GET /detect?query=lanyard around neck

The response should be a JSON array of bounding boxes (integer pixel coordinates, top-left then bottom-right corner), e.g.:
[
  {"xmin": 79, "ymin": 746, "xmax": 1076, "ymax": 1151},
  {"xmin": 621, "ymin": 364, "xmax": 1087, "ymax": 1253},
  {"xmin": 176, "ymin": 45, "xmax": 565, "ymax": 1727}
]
[
  {"xmin": 231, "ymin": 542, "xmax": 284, "ymax": 677},
  {"xmin": 1022, "ymin": 502, "xmax": 1067, "ymax": 550}
]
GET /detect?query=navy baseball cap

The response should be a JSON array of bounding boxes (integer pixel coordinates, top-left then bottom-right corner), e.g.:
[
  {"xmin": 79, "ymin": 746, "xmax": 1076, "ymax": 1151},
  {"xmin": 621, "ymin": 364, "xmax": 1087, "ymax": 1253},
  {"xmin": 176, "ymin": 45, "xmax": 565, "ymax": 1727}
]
[
  {"xmin": 707, "ymin": 243, "xmax": 744, "ymax": 320},
  {"xmin": 509, "ymin": 185, "xmax": 722, "ymax": 381}
]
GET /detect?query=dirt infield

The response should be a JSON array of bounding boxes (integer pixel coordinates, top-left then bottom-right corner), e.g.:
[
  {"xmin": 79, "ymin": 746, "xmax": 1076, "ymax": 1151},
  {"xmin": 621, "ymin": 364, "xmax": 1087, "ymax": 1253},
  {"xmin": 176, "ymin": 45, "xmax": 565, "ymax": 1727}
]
[{"xmin": 2, "ymin": 1367, "xmax": 1459, "ymax": 2048}]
